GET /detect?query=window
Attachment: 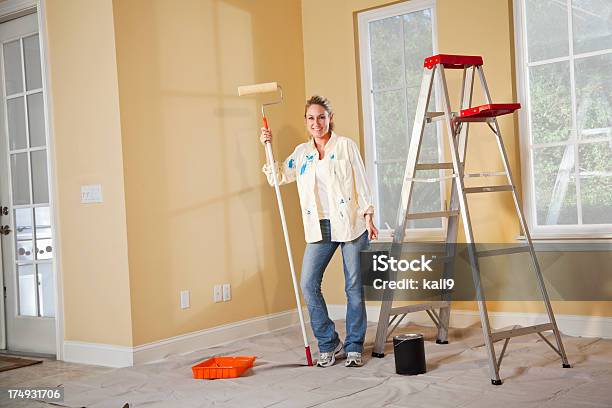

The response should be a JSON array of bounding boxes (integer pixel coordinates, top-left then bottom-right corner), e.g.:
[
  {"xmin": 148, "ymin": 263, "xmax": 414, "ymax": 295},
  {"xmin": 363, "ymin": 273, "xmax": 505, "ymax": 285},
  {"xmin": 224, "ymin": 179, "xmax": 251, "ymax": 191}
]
[
  {"xmin": 358, "ymin": 0, "xmax": 442, "ymax": 240},
  {"xmin": 514, "ymin": 0, "xmax": 612, "ymax": 238}
]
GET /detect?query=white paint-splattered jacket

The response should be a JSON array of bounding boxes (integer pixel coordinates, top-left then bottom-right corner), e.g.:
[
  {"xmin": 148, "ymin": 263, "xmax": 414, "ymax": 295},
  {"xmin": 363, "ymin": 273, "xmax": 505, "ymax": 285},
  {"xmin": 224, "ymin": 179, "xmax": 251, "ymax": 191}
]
[{"xmin": 262, "ymin": 132, "xmax": 374, "ymax": 243}]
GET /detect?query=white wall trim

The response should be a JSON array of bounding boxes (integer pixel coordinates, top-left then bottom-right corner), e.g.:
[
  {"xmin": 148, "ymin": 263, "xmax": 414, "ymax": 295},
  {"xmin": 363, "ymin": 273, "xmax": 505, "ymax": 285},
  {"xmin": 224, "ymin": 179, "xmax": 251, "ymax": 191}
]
[
  {"xmin": 63, "ymin": 308, "xmax": 309, "ymax": 368},
  {"xmin": 0, "ymin": 0, "xmax": 36, "ymax": 23},
  {"xmin": 63, "ymin": 340, "xmax": 133, "ymax": 368},
  {"xmin": 328, "ymin": 304, "xmax": 612, "ymax": 339},
  {"xmin": 37, "ymin": 0, "xmax": 64, "ymax": 363},
  {"xmin": 63, "ymin": 304, "xmax": 612, "ymax": 368}
]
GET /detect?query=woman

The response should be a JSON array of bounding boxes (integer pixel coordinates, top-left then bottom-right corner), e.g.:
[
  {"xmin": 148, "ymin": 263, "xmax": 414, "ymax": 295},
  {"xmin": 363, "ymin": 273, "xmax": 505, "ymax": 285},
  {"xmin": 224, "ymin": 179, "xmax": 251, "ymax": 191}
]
[{"xmin": 261, "ymin": 95, "xmax": 378, "ymax": 368}]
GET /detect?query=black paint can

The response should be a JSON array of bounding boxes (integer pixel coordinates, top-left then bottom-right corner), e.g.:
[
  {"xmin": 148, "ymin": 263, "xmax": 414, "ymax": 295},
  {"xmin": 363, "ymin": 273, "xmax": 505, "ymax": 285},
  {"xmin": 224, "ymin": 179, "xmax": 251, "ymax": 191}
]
[{"xmin": 393, "ymin": 333, "xmax": 426, "ymax": 375}]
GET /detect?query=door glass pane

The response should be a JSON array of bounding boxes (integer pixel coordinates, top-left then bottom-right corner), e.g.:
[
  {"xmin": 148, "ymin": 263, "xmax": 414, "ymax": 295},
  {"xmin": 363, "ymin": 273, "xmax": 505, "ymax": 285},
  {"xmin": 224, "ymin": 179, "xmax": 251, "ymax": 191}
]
[
  {"xmin": 15, "ymin": 208, "xmax": 33, "ymax": 262},
  {"xmin": 37, "ymin": 263, "xmax": 54, "ymax": 317},
  {"xmin": 529, "ymin": 61, "xmax": 572, "ymax": 144},
  {"xmin": 7, "ymin": 97, "xmax": 26, "ymax": 150},
  {"xmin": 31, "ymin": 150, "xmax": 49, "ymax": 204},
  {"xmin": 572, "ymin": 0, "xmax": 612, "ymax": 54},
  {"xmin": 525, "ymin": 0, "xmax": 569, "ymax": 62},
  {"xmin": 579, "ymin": 141, "xmax": 612, "ymax": 224},
  {"xmin": 574, "ymin": 53, "xmax": 612, "ymax": 140},
  {"xmin": 27, "ymin": 92, "xmax": 45, "ymax": 147},
  {"xmin": 10, "ymin": 153, "xmax": 30, "ymax": 205},
  {"xmin": 3, "ymin": 39, "xmax": 23, "ymax": 95},
  {"xmin": 18, "ymin": 264, "xmax": 36, "ymax": 316},
  {"xmin": 370, "ymin": 16, "xmax": 403, "ymax": 90},
  {"xmin": 534, "ymin": 145, "xmax": 578, "ymax": 225},
  {"xmin": 23, "ymin": 34, "xmax": 42, "ymax": 90},
  {"xmin": 35, "ymin": 206, "xmax": 52, "ymax": 260}
]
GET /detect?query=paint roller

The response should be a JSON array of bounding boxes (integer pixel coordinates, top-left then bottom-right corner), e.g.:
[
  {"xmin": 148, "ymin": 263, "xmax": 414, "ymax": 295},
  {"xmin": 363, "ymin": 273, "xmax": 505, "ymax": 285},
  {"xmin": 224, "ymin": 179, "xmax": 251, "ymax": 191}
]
[{"xmin": 238, "ymin": 81, "xmax": 313, "ymax": 367}]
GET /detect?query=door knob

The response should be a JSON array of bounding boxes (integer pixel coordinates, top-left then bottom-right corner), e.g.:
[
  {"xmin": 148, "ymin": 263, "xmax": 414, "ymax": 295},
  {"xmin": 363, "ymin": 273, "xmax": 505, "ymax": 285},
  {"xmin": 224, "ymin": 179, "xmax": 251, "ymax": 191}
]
[{"xmin": 0, "ymin": 225, "xmax": 11, "ymax": 235}]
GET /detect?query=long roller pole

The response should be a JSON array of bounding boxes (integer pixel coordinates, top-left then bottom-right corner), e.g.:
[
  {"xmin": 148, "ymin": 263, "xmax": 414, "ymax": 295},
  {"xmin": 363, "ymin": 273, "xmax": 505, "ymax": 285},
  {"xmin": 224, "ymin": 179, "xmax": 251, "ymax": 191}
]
[
  {"xmin": 238, "ymin": 82, "xmax": 312, "ymax": 366},
  {"xmin": 262, "ymin": 116, "xmax": 312, "ymax": 366}
]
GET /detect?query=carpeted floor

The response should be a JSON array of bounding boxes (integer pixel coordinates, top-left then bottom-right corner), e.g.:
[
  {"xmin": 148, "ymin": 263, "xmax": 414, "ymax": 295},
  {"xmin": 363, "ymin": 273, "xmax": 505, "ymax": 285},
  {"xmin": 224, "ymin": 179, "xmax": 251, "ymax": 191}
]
[{"xmin": 42, "ymin": 321, "xmax": 612, "ymax": 408}]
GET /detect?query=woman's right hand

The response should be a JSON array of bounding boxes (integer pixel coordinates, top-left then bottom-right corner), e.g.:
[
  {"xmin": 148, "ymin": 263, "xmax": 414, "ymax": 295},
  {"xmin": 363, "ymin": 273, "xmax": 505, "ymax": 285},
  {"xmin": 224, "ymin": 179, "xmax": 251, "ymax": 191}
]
[{"xmin": 260, "ymin": 128, "xmax": 272, "ymax": 146}]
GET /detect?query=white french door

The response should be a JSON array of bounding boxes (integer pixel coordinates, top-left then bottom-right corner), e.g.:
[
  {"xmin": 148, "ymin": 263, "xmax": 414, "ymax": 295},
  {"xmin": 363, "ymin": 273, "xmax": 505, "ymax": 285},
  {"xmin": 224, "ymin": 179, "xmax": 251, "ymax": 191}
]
[{"xmin": 0, "ymin": 11, "xmax": 55, "ymax": 355}]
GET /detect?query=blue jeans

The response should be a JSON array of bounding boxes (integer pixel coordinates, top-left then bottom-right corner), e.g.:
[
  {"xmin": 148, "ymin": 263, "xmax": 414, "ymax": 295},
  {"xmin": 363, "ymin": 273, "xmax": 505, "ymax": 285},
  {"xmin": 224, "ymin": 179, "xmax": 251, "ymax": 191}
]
[{"xmin": 300, "ymin": 219, "xmax": 369, "ymax": 353}]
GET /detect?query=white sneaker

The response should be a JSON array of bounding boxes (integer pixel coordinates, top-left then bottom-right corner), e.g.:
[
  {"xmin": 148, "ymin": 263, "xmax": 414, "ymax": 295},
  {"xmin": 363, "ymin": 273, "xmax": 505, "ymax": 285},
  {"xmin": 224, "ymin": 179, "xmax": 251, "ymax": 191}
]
[
  {"xmin": 317, "ymin": 341, "xmax": 346, "ymax": 367},
  {"xmin": 345, "ymin": 351, "xmax": 363, "ymax": 367}
]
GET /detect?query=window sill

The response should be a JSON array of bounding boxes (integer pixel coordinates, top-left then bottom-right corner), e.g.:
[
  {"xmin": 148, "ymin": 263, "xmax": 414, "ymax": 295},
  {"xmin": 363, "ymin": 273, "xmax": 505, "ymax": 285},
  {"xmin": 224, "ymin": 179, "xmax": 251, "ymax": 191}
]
[
  {"xmin": 516, "ymin": 235, "xmax": 612, "ymax": 251},
  {"xmin": 376, "ymin": 229, "xmax": 447, "ymax": 243}
]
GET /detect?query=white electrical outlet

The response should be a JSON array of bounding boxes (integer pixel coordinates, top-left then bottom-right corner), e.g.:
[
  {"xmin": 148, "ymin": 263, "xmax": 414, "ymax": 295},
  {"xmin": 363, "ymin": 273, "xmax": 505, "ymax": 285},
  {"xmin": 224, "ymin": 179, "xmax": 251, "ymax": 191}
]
[
  {"xmin": 213, "ymin": 285, "xmax": 223, "ymax": 303},
  {"xmin": 222, "ymin": 284, "xmax": 231, "ymax": 301},
  {"xmin": 180, "ymin": 290, "xmax": 190, "ymax": 309}
]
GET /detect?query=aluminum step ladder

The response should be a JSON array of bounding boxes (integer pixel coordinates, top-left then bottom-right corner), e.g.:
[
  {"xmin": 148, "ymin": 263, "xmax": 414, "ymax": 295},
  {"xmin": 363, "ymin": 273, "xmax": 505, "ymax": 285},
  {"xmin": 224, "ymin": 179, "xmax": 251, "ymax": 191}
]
[{"xmin": 371, "ymin": 54, "xmax": 570, "ymax": 385}]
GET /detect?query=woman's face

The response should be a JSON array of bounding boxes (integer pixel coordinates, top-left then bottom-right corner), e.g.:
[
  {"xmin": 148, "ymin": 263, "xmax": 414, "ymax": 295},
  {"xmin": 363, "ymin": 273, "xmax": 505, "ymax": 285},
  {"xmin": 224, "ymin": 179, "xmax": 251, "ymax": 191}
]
[{"xmin": 305, "ymin": 104, "xmax": 333, "ymax": 139}]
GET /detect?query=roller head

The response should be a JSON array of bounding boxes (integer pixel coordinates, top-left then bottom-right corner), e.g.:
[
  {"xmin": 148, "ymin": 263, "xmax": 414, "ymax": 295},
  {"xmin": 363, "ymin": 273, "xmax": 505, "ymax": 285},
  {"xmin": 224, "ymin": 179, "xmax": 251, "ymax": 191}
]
[{"xmin": 237, "ymin": 82, "xmax": 278, "ymax": 96}]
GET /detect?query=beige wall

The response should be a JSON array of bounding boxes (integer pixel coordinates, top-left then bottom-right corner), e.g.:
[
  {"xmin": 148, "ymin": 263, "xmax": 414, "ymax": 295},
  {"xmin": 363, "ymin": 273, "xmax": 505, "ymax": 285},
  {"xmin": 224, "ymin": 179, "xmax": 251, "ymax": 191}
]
[
  {"xmin": 44, "ymin": 0, "xmax": 133, "ymax": 345},
  {"xmin": 112, "ymin": 0, "xmax": 307, "ymax": 345},
  {"xmin": 300, "ymin": 0, "xmax": 612, "ymax": 316}
]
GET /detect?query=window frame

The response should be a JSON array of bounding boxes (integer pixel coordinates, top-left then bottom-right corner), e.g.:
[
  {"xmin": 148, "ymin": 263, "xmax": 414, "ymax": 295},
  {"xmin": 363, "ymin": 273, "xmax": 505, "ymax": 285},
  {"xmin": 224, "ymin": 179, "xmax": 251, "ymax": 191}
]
[
  {"xmin": 357, "ymin": 0, "xmax": 444, "ymax": 242},
  {"xmin": 513, "ymin": 0, "xmax": 612, "ymax": 239}
]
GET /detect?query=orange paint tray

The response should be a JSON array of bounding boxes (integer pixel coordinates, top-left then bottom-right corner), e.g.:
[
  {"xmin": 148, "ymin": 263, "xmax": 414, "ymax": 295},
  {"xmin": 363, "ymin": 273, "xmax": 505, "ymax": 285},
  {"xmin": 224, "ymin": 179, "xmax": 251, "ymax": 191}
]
[{"xmin": 192, "ymin": 356, "xmax": 256, "ymax": 379}]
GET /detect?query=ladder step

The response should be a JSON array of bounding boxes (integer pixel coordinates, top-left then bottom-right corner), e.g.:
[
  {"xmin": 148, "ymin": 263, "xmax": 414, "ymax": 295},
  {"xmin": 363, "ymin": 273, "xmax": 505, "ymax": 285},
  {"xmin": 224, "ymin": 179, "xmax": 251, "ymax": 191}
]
[
  {"xmin": 458, "ymin": 103, "xmax": 521, "ymax": 121},
  {"xmin": 425, "ymin": 111, "xmax": 454, "ymax": 123},
  {"xmin": 424, "ymin": 54, "xmax": 483, "ymax": 69},
  {"xmin": 415, "ymin": 162, "xmax": 454, "ymax": 170},
  {"xmin": 406, "ymin": 210, "xmax": 459, "ymax": 220},
  {"xmin": 390, "ymin": 301, "xmax": 450, "ymax": 316},
  {"xmin": 464, "ymin": 171, "xmax": 506, "ymax": 178},
  {"xmin": 425, "ymin": 111, "xmax": 444, "ymax": 119},
  {"xmin": 430, "ymin": 255, "xmax": 454, "ymax": 264},
  {"xmin": 464, "ymin": 185, "xmax": 514, "ymax": 194},
  {"xmin": 490, "ymin": 323, "xmax": 553, "ymax": 342},
  {"xmin": 476, "ymin": 246, "xmax": 530, "ymax": 258}
]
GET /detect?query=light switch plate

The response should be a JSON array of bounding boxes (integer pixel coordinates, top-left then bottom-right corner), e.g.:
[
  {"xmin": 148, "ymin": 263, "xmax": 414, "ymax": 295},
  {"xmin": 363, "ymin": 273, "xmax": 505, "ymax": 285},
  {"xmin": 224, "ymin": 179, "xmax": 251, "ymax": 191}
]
[
  {"xmin": 180, "ymin": 290, "xmax": 190, "ymax": 309},
  {"xmin": 81, "ymin": 184, "xmax": 103, "ymax": 203},
  {"xmin": 213, "ymin": 285, "xmax": 223, "ymax": 303},
  {"xmin": 222, "ymin": 284, "xmax": 231, "ymax": 301}
]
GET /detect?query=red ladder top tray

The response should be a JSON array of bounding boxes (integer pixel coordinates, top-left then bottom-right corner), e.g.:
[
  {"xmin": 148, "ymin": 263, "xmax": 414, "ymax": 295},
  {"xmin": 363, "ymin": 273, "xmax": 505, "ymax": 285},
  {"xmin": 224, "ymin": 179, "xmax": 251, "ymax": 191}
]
[
  {"xmin": 424, "ymin": 54, "xmax": 483, "ymax": 69},
  {"xmin": 459, "ymin": 103, "xmax": 521, "ymax": 119}
]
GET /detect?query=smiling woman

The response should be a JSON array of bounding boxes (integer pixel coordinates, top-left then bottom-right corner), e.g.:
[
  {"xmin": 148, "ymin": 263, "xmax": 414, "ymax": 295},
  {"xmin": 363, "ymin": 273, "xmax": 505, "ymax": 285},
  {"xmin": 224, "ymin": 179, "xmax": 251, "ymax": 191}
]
[{"xmin": 261, "ymin": 95, "xmax": 377, "ymax": 368}]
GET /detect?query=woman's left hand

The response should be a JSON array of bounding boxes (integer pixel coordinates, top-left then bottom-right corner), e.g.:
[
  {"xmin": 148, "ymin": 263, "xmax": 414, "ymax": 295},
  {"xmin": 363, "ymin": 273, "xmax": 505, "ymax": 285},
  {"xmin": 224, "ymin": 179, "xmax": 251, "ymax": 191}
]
[{"xmin": 365, "ymin": 214, "xmax": 378, "ymax": 240}]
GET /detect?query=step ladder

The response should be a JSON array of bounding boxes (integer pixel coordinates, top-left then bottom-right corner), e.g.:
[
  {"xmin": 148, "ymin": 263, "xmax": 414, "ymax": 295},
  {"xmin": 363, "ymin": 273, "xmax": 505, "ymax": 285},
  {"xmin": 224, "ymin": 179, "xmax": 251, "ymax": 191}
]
[{"xmin": 371, "ymin": 54, "xmax": 570, "ymax": 385}]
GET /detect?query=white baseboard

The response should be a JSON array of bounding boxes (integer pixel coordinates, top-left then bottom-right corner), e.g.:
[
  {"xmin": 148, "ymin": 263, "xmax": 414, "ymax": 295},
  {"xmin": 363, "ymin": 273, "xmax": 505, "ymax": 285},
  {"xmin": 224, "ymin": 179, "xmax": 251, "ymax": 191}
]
[
  {"xmin": 63, "ymin": 341, "xmax": 133, "ymax": 368},
  {"xmin": 63, "ymin": 308, "xmax": 306, "ymax": 368},
  {"xmin": 63, "ymin": 305, "xmax": 612, "ymax": 368},
  {"xmin": 327, "ymin": 304, "xmax": 612, "ymax": 339}
]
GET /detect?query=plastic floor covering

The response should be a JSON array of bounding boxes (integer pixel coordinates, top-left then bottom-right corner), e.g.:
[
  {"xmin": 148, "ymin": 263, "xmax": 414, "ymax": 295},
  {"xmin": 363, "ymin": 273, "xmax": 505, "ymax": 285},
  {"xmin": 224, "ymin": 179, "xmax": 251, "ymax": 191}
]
[{"xmin": 50, "ymin": 321, "xmax": 612, "ymax": 407}]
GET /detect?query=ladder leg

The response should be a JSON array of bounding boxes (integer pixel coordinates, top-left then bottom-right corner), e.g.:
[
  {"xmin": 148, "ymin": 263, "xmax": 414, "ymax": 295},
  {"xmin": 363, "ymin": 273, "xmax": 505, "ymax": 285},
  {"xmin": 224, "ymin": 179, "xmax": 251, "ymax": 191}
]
[
  {"xmin": 372, "ymin": 281, "xmax": 395, "ymax": 358},
  {"xmin": 437, "ymin": 179, "xmax": 459, "ymax": 344},
  {"xmin": 476, "ymin": 66, "xmax": 570, "ymax": 368},
  {"xmin": 436, "ymin": 65, "xmax": 475, "ymax": 344},
  {"xmin": 438, "ymin": 66, "xmax": 502, "ymax": 384},
  {"xmin": 372, "ymin": 67, "xmax": 436, "ymax": 357}
]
